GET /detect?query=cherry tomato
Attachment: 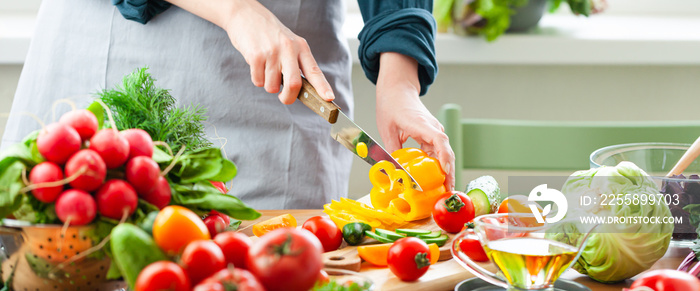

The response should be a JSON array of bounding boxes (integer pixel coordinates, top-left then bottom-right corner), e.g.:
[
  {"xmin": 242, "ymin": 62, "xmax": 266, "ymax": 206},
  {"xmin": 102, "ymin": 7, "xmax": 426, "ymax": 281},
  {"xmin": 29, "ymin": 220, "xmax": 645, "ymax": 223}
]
[
  {"xmin": 302, "ymin": 216, "xmax": 343, "ymax": 252},
  {"xmin": 134, "ymin": 261, "xmax": 190, "ymax": 291},
  {"xmin": 247, "ymin": 228, "xmax": 323, "ymax": 291},
  {"xmin": 458, "ymin": 228, "xmax": 489, "ymax": 262},
  {"xmin": 204, "ymin": 214, "xmax": 228, "ymax": 237},
  {"xmin": 193, "ymin": 268, "xmax": 265, "ymax": 291},
  {"xmin": 629, "ymin": 269, "xmax": 700, "ymax": 291},
  {"xmin": 214, "ymin": 231, "xmax": 253, "ymax": 269},
  {"xmin": 432, "ymin": 191, "xmax": 475, "ymax": 233},
  {"xmin": 387, "ymin": 237, "xmax": 431, "ymax": 282},
  {"xmin": 153, "ymin": 205, "xmax": 210, "ymax": 254},
  {"xmin": 180, "ymin": 240, "xmax": 227, "ymax": 285}
]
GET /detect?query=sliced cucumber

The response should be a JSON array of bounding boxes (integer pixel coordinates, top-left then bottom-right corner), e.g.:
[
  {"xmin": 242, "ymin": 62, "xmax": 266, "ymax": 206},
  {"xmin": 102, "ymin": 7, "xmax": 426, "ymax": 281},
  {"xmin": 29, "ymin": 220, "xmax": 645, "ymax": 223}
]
[
  {"xmin": 395, "ymin": 228, "xmax": 432, "ymax": 237},
  {"xmin": 364, "ymin": 230, "xmax": 395, "ymax": 243},
  {"xmin": 466, "ymin": 175, "xmax": 501, "ymax": 216},
  {"xmin": 420, "ymin": 234, "xmax": 449, "ymax": 247},
  {"xmin": 417, "ymin": 230, "xmax": 442, "ymax": 239},
  {"xmin": 375, "ymin": 228, "xmax": 406, "ymax": 240}
]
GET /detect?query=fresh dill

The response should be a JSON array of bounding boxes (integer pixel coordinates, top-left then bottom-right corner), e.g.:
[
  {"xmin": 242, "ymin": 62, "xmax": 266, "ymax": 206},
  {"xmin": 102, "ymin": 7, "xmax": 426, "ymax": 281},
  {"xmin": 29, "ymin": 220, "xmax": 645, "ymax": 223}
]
[{"xmin": 96, "ymin": 67, "xmax": 212, "ymax": 151}]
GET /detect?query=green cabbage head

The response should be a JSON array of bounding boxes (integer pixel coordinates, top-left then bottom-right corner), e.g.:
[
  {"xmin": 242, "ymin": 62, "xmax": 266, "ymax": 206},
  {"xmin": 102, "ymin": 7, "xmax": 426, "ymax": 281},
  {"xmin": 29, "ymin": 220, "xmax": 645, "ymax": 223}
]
[{"xmin": 555, "ymin": 161, "xmax": 673, "ymax": 283}]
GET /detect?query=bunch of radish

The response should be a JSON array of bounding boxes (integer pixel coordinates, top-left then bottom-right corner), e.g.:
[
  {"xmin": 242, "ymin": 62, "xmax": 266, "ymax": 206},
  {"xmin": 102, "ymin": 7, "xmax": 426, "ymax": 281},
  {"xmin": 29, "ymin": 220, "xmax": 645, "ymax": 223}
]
[{"xmin": 29, "ymin": 109, "xmax": 171, "ymax": 226}]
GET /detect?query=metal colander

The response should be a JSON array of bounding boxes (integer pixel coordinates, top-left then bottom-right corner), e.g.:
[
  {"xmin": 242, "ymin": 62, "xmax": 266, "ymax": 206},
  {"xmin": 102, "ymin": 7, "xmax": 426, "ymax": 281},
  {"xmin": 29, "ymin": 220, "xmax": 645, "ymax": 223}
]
[{"xmin": 0, "ymin": 220, "xmax": 126, "ymax": 291}]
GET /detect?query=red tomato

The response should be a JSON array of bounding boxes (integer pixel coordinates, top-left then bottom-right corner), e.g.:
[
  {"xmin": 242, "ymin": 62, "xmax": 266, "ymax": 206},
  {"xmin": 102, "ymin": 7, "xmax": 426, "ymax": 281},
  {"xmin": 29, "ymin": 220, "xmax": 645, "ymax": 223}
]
[
  {"xmin": 193, "ymin": 268, "xmax": 265, "ymax": 291},
  {"xmin": 629, "ymin": 269, "xmax": 700, "ymax": 291},
  {"xmin": 459, "ymin": 229, "xmax": 489, "ymax": 262},
  {"xmin": 246, "ymin": 228, "xmax": 323, "ymax": 291},
  {"xmin": 180, "ymin": 240, "xmax": 227, "ymax": 285},
  {"xmin": 134, "ymin": 261, "xmax": 190, "ymax": 291},
  {"xmin": 214, "ymin": 231, "xmax": 253, "ymax": 269},
  {"xmin": 301, "ymin": 216, "xmax": 343, "ymax": 252},
  {"xmin": 432, "ymin": 191, "xmax": 475, "ymax": 233},
  {"xmin": 387, "ymin": 237, "xmax": 431, "ymax": 282}
]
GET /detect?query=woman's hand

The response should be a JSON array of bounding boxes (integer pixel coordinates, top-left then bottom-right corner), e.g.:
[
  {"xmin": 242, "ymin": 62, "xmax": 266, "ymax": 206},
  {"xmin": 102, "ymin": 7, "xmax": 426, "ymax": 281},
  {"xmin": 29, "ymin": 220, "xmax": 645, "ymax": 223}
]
[
  {"xmin": 376, "ymin": 53, "xmax": 455, "ymax": 191},
  {"xmin": 166, "ymin": 0, "xmax": 335, "ymax": 104}
]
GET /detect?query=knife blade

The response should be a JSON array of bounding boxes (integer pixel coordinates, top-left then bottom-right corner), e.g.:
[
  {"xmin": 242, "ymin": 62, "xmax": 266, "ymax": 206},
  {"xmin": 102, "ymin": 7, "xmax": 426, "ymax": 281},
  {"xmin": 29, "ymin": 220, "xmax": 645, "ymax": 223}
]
[{"xmin": 296, "ymin": 77, "xmax": 423, "ymax": 191}]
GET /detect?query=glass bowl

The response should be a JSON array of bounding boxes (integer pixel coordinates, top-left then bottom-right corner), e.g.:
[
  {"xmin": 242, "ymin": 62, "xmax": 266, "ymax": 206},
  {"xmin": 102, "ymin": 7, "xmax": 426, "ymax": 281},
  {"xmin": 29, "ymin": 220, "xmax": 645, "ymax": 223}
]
[{"xmin": 590, "ymin": 142, "xmax": 700, "ymax": 246}]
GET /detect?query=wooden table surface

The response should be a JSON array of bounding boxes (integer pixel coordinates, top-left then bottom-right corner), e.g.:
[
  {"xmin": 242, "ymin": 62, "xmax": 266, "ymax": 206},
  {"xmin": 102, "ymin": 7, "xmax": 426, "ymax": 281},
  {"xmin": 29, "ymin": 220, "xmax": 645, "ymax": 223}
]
[{"xmin": 241, "ymin": 209, "xmax": 689, "ymax": 291}]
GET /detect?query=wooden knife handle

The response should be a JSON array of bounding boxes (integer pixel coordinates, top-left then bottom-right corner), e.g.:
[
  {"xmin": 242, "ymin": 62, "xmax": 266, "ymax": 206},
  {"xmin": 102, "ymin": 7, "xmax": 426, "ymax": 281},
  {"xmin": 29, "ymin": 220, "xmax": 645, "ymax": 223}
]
[{"xmin": 296, "ymin": 77, "xmax": 339, "ymax": 124}]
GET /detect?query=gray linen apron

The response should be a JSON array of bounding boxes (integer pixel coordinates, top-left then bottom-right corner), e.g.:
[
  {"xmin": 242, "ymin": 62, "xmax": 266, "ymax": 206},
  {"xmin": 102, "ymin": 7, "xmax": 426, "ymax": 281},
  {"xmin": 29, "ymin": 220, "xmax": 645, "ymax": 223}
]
[{"xmin": 1, "ymin": 0, "xmax": 354, "ymax": 209}]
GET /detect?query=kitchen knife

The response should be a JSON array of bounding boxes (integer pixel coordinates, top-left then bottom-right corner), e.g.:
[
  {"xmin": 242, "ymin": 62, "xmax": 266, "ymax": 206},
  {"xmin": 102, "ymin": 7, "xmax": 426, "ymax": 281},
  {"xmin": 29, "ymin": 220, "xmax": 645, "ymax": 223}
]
[{"xmin": 295, "ymin": 77, "xmax": 423, "ymax": 191}]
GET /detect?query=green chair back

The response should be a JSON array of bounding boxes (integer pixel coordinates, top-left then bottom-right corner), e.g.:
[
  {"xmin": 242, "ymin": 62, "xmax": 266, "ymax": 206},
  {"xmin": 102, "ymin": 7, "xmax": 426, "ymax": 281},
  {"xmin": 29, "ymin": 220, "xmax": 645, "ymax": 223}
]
[{"xmin": 438, "ymin": 104, "xmax": 700, "ymax": 190}]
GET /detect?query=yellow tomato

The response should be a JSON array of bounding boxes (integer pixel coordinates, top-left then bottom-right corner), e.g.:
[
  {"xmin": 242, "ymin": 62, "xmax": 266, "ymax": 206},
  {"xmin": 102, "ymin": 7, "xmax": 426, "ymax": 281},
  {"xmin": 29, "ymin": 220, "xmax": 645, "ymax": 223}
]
[{"xmin": 153, "ymin": 205, "xmax": 210, "ymax": 254}]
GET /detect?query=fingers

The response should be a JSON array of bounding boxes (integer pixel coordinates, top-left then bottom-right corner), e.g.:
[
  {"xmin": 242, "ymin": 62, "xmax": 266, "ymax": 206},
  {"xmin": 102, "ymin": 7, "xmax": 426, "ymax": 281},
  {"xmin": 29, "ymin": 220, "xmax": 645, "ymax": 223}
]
[
  {"xmin": 248, "ymin": 54, "xmax": 265, "ymax": 87},
  {"xmin": 278, "ymin": 45, "xmax": 302, "ymax": 105},
  {"xmin": 264, "ymin": 54, "xmax": 282, "ymax": 94},
  {"xmin": 299, "ymin": 45, "xmax": 334, "ymax": 101}
]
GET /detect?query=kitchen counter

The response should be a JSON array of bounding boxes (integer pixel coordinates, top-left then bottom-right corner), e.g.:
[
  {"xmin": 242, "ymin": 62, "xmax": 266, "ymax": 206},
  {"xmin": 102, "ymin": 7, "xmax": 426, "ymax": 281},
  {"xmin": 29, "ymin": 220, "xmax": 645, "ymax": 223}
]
[{"xmin": 242, "ymin": 209, "xmax": 688, "ymax": 291}]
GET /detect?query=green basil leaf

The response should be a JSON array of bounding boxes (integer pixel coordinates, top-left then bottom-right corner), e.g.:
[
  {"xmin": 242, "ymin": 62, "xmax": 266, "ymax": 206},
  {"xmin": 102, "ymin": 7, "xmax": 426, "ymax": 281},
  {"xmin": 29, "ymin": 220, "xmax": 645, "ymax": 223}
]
[
  {"xmin": 171, "ymin": 182, "xmax": 260, "ymax": 220},
  {"xmin": 173, "ymin": 148, "xmax": 223, "ymax": 183},
  {"xmin": 151, "ymin": 146, "xmax": 173, "ymax": 164},
  {"xmin": 0, "ymin": 161, "xmax": 26, "ymax": 220},
  {"xmin": 208, "ymin": 158, "xmax": 237, "ymax": 182}
]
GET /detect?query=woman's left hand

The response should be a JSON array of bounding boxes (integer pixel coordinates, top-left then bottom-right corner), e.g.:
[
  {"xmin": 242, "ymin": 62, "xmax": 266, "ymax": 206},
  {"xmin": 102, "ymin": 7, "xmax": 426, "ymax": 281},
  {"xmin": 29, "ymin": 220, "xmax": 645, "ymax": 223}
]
[{"xmin": 375, "ymin": 53, "xmax": 455, "ymax": 191}]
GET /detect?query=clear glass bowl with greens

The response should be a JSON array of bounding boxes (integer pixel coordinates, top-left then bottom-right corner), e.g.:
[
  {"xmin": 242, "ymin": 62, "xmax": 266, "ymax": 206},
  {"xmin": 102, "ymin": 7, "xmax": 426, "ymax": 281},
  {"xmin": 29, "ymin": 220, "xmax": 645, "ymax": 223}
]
[{"xmin": 590, "ymin": 142, "xmax": 700, "ymax": 246}]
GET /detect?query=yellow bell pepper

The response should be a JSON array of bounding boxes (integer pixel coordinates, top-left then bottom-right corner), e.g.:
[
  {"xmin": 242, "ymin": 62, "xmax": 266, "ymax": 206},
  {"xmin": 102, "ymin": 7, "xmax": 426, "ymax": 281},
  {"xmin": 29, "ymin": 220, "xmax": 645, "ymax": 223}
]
[
  {"xmin": 323, "ymin": 199, "xmax": 404, "ymax": 230},
  {"xmin": 369, "ymin": 148, "xmax": 447, "ymax": 221}
]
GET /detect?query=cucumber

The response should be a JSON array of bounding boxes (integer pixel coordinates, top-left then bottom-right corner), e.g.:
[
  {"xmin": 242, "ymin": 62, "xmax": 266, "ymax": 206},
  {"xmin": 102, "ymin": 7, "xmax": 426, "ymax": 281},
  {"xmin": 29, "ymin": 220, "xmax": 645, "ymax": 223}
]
[
  {"xmin": 364, "ymin": 230, "xmax": 396, "ymax": 243},
  {"xmin": 417, "ymin": 230, "xmax": 442, "ymax": 239},
  {"xmin": 420, "ymin": 234, "xmax": 449, "ymax": 247},
  {"xmin": 395, "ymin": 228, "xmax": 432, "ymax": 237},
  {"xmin": 466, "ymin": 175, "xmax": 501, "ymax": 216},
  {"xmin": 111, "ymin": 223, "xmax": 168, "ymax": 289},
  {"xmin": 375, "ymin": 229, "xmax": 406, "ymax": 240},
  {"xmin": 343, "ymin": 222, "xmax": 372, "ymax": 246}
]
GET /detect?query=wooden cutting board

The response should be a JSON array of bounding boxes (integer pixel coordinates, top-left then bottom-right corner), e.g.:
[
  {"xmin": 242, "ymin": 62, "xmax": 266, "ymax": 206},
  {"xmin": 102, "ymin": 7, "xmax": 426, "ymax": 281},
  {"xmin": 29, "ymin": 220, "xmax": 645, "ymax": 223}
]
[{"xmin": 322, "ymin": 216, "xmax": 458, "ymax": 272}]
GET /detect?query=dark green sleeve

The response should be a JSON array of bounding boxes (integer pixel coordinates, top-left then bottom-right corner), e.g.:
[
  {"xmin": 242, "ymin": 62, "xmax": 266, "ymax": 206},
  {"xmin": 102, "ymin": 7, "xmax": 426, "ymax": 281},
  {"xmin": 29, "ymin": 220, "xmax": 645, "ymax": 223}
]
[
  {"xmin": 112, "ymin": 0, "xmax": 172, "ymax": 24},
  {"xmin": 357, "ymin": 0, "xmax": 438, "ymax": 96}
]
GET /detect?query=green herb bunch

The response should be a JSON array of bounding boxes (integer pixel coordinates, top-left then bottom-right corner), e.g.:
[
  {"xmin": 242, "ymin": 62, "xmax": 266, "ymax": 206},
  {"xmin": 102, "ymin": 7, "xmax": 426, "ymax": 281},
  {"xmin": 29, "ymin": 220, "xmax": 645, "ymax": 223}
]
[{"xmin": 97, "ymin": 67, "xmax": 212, "ymax": 152}]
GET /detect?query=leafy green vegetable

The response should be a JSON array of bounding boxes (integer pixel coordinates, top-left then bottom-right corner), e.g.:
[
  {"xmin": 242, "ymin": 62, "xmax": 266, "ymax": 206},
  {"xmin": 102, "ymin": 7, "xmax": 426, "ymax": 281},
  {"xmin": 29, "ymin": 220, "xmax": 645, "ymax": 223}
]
[
  {"xmin": 96, "ymin": 67, "xmax": 212, "ymax": 151},
  {"xmin": 171, "ymin": 181, "xmax": 260, "ymax": 220},
  {"xmin": 549, "ymin": 162, "xmax": 673, "ymax": 283},
  {"xmin": 11, "ymin": 195, "xmax": 58, "ymax": 224},
  {"xmin": 170, "ymin": 148, "xmax": 235, "ymax": 184},
  {"xmin": 311, "ymin": 279, "xmax": 373, "ymax": 291}
]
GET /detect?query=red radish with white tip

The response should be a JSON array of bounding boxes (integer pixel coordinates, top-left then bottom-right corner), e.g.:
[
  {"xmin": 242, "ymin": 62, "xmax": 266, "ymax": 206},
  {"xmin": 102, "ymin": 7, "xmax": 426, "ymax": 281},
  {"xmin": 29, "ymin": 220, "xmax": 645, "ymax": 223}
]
[
  {"xmin": 37, "ymin": 123, "xmax": 81, "ymax": 164},
  {"xmin": 89, "ymin": 129, "xmax": 130, "ymax": 169},
  {"xmin": 204, "ymin": 215, "xmax": 227, "ymax": 237},
  {"xmin": 142, "ymin": 176, "xmax": 171, "ymax": 209},
  {"xmin": 95, "ymin": 179, "xmax": 138, "ymax": 220},
  {"xmin": 64, "ymin": 149, "xmax": 106, "ymax": 192},
  {"xmin": 125, "ymin": 156, "xmax": 160, "ymax": 195},
  {"xmin": 28, "ymin": 162, "xmax": 64, "ymax": 203},
  {"xmin": 59, "ymin": 109, "xmax": 98, "ymax": 140},
  {"xmin": 121, "ymin": 128, "xmax": 154, "ymax": 158},
  {"xmin": 55, "ymin": 189, "xmax": 97, "ymax": 226}
]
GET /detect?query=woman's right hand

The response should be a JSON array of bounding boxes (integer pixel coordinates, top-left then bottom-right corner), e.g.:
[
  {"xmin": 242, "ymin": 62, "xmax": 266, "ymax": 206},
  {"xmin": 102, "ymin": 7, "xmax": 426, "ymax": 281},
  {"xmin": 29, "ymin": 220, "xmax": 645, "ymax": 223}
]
[{"xmin": 223, "ymin": 0, "xmax": 335, "ymax": 104}]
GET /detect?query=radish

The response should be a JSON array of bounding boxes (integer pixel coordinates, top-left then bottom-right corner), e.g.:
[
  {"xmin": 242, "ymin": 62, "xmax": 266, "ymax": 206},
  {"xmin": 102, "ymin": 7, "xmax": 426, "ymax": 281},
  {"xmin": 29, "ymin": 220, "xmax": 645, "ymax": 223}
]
[
  {"xmin": 37, "ymin": 123, "xmax": 81, "ymax": 164},
  {"xmin": 203, "ymin": 215, "xmax": 227, "ymax": 237},
  {"xmin": 95, "ymin": 180, "xmax": 138, "ymax": 220},
  {"xmin": 121, "ymin": 129, "xmax": 154, "ymax": 158},
  {"xmin": 126, "ymin": 156, "xmax": 160, "ymax": 195},
  {"xmin": 28, "ymin": 162, "xmax": 64, "ymax": 203},
  {"xmin": 59, "ymin": 109, "xmax": 98, "ymax": 141},
  {"xmin": 142, "ymin": 176, "xmax": 171, "ymax": 209},
  {"xmin": 55, "ymin": 189, "xmax": 97, "ymax": 225},
  {"xmin": 65, "ymin": 149, "xmax": 107, "ymax": 192},
  {"xmin": 89, "ymin": 129, "xmax": 130, "ymax": 169}
]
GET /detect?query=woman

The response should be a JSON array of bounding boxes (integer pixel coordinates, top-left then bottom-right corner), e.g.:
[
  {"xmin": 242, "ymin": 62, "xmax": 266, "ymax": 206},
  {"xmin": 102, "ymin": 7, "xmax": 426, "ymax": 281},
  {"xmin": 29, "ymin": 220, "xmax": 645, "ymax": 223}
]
[{"xmin": 2, "ymin": 0, "xmax": 454, "ymax": 209}]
